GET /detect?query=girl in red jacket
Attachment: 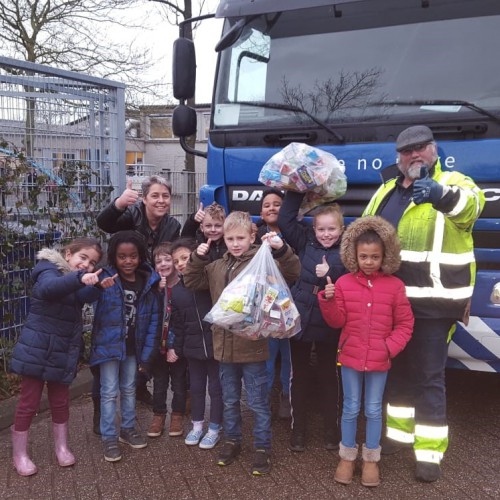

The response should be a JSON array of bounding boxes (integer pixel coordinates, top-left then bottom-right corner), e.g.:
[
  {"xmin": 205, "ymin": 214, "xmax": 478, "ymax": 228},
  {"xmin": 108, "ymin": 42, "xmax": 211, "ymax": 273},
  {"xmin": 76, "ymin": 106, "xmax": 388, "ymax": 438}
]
[{"xmin": 318, "ymin": 216, "xmax": 413, "ymax": 488}]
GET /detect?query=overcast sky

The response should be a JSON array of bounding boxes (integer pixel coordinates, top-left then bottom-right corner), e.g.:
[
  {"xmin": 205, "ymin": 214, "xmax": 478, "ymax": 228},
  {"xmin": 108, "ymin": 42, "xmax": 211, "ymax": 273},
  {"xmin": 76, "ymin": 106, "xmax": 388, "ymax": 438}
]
[{"xmin": 110, "ymin": 0, "xmax": 223, "ymax": 103}]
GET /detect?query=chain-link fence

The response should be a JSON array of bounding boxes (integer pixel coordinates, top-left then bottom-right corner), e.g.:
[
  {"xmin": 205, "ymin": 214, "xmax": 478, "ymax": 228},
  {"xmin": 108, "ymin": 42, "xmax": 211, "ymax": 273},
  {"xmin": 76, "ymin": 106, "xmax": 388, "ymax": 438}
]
[{"xmin": 0, "ymin": 56, "xmax": 125, "ymax": 345}]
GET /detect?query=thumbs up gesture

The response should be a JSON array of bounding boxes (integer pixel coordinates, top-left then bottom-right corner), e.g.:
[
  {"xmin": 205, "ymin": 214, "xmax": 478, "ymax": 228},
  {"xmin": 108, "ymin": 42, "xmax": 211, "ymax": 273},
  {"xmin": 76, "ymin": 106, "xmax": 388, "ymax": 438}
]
[
  {"xmin": 158, "ymin": 275, "xmax": 167, "ymax": 290},
  {"xmin": 412, "ymin": 165, "xmax": 443, "ymax": 205},
  {"xmin": 115, "ymin": 178, "xmax": 139, "ymax": 210},
  {"xmin": 324, "ymin": 276, "xmax": 335, "ymax": 300},
  {"xmin": 100, "ymin": 273, "xmax": 119, "ymax": 289},
  {"xmin": 81, "ymin": 268, "xmax": 103, "ymax": 286},
  {"xmin": 197, "ymin": 238, "xmax": 212, "ymax": 257},
  {"xmin": 194, "ymin": 202, "xmax": 206, "ymax": 223},
  {"xmin": 316, "ymin": 255, "xmax": 330, "ymax": 278}
]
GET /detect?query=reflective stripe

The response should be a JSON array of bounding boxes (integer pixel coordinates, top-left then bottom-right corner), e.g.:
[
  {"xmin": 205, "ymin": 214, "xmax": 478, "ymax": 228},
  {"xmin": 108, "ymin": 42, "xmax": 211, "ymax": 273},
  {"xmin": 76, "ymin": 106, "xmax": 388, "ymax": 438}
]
[
  {"xmin": 430, "ymin": 212, "xmax": 445, "ymax": 289},
  {"xmin": 387, "ymin": 427, "xmax": 415, "ymax": 443},
  {"xmin": 415, "ymin": 449, "xmax": 443, "ymax": 464},
  {"xmin": 400, "ymin": 249, "xmax": 475, "ymax": 265},
  {"xmin": 406, "ymin": 285, "xmax": 473, "ymax": 300},
  {"xmin": 415, "ymin": 424, "xmax": 449, "ymax": 439},
  {"xmin": 446, "ymin": 187, "xmax": 468, "ymax": 217},
  {"xmin": 387, "ymin": 403, "xmax": 415, "ymax": 419}
]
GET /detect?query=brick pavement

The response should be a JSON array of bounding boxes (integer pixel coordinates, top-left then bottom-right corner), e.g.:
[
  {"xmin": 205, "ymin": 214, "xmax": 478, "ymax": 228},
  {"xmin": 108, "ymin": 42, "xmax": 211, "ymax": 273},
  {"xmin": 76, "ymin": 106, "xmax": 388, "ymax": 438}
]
[{"xmin": 0, "ymin": 369, "xmax": 499, "ymax": 499}]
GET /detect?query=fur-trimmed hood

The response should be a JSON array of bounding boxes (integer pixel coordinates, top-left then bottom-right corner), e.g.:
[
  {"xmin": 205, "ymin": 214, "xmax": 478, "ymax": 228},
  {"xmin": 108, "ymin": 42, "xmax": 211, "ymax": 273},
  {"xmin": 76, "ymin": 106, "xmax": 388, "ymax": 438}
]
[
  {"xmin": 340, "ymin": 216, "xmax": 401, "ymax": 275},
  {"xmin": 36, "ymin": 248, "xmax": 71, "ymax": 274}
]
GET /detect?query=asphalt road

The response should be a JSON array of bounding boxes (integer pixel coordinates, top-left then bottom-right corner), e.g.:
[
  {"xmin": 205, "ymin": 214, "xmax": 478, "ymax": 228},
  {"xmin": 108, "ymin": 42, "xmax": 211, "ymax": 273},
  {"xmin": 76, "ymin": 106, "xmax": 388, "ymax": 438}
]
[{"xmin": 0, "ymin": 368, "xmax": 499, "ymax": 499}]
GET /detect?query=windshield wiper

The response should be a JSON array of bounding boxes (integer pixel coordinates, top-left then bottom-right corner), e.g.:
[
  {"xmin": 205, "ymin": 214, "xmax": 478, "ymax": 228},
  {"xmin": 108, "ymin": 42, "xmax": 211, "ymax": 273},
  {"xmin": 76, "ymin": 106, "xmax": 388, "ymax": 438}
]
[
  {"xmin": 375, "ymin": 99, "xmax": 500, "ymax": 126},
  {"xmin": 235, "ymin": 100, "xmax": 345, "ymax": 143}
]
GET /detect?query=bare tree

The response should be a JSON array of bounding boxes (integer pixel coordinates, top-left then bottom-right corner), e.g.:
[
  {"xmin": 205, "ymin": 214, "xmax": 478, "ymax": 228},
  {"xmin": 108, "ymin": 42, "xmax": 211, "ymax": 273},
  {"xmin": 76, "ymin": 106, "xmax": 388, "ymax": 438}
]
[
  {"xmin": 281, "ymin": 68, "xmax": 385, "ymax": 121},
  {"xmin": 0, "ymin": 0, "xmax": 164, "ymax": 102},
  {"xmin": 151, "ymin": 0, "xmax": 209, "ymax": 214}
]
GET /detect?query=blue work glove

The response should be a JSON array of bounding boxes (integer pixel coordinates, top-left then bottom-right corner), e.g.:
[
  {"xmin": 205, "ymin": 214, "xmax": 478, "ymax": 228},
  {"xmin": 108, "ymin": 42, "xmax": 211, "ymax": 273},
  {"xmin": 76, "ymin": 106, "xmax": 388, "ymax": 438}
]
[{"xmin": 412, "ymin": 166, "xmax": 443, "ymax": 205}]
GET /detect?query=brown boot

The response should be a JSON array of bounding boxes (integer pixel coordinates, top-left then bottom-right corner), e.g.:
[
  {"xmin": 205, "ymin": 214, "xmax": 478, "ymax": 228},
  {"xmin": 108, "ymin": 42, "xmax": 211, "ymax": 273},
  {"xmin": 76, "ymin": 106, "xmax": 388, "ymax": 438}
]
[
  {"xmin": 361, "ymin": 444, "xmax": 381, "ymax": 487},
  {"xmin": 147, "ymin": 414, "xmax": 166, "ymax": 438},
  {"xmin": 169, "ymin": 412, "xmax": 184, "ymax": 437},
  {"xmin": 334, "ymin": 443, "xmax": 358, "ymax": 485}
]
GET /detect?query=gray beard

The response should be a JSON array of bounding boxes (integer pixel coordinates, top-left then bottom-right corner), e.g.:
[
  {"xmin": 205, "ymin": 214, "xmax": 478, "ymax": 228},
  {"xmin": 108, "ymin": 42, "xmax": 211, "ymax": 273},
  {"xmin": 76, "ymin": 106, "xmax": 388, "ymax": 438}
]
[{"xmin": 407, "ymin": 164, "xmax": 424, "ymax": 180}]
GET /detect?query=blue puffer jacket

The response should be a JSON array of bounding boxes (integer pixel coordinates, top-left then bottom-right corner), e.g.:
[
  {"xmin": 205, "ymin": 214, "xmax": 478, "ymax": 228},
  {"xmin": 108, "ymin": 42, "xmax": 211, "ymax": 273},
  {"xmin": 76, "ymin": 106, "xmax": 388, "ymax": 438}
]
[
  {"xmin": 90, "ymin": 264, "xmax": 161, "ymax": 367},
  {"xmin": 278, "ymin": 191, "xmax": 346, "ymax": 343},
  {"xmin": 10, "ymin": 249, "xmax": 100, "ymax": 384}
]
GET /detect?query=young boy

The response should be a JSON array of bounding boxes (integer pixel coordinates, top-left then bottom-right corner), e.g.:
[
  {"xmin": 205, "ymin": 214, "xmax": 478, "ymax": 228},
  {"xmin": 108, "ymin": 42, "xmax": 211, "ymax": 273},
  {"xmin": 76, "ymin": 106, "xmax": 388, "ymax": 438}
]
[
  {"xmin": 183, "ymin": 211, "xmax": 300, "ymax": 476},
  {"xmin": 147, "ymin": 243, "xmax": 187, "ymax": 438},
  {"xmin": 181, "ymin": 202, "xmax": 227, "ymax": 261}
]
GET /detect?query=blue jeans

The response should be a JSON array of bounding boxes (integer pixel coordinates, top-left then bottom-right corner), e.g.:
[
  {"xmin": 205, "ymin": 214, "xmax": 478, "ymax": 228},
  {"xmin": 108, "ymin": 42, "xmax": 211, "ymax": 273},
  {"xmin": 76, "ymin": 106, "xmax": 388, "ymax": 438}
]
[
  {"xmin": 341, "ymin": 366, "xmax": 388, "ymax": 450},
  {"xmin": 266, "ymin": 338, "xmax": 291, "ymax": 395},
  {"xmin": 100, "ymin": 355, "xmax": 137, "ymax": 440},
  {"xmin": 219, "ymin": 361, "xmax": 271, "ymax": 450}
]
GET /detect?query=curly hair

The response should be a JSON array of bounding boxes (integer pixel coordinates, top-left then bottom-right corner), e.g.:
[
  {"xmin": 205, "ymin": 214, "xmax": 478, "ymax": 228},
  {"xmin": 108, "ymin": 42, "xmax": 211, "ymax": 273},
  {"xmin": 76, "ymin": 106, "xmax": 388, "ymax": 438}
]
[
  {"xmin": 204, "ymin": 202, "xmax": 226, "ymax": 221},
  {"xmin": 107, "ymin": 230, "xmax": 148, "ymax": 268}
]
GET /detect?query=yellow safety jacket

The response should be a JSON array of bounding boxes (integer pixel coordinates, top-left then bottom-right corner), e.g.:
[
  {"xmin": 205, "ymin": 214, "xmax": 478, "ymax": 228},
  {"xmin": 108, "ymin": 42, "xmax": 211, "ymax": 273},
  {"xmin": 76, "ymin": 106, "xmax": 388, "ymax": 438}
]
[{"xmin": 364, "ymin": 159, "xmax": 484, "ymax": 319}]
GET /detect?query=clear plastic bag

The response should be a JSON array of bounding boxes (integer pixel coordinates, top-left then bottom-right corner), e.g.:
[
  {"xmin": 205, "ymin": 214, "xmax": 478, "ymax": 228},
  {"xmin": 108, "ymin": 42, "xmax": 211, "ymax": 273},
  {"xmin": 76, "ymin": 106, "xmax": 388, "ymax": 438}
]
[
  {"xmin": 204, "ymin": 240, "xmax": 301, "ymax": 339},
  {"xmin": 258, "ymin": 142, "xmax": 347, "ymax": 217}
]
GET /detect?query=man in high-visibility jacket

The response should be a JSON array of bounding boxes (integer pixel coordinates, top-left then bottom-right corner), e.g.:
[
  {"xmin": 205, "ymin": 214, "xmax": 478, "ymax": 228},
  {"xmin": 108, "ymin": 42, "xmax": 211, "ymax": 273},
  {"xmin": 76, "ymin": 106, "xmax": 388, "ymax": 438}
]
[{"xmin": 363, "ymin": 125, "xmax": 484, "ymax": 482}]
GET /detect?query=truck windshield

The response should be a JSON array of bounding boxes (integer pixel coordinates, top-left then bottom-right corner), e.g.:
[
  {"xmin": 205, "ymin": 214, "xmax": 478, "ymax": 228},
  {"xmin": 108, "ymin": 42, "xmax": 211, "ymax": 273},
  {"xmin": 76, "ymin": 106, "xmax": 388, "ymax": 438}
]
[{"xmin": 213, "ymin": 2, "xmax": 500, "ymax": 129}]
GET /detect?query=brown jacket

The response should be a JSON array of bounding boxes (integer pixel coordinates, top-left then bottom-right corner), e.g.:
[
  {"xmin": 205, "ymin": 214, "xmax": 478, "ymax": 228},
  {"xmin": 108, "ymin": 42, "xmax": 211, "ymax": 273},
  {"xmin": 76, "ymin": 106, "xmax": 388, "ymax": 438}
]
[{"xmin": 183, "ymin": 243, "xmax": 300, "ymax": 363}]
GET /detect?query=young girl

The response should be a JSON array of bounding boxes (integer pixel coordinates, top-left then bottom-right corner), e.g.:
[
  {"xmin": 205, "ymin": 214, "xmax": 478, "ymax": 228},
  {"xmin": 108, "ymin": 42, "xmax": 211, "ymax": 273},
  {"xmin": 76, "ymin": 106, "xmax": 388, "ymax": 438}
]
[
  {"xmin": 90, "ymin": 230, "xmax": 161, "ymax": 462},
  {"xmin": 256, "ymin": 188, "xmax": 292, "ymax": 419},
  {"xmin": 318, "ymin": 216, "xmax": 414, "ymax": 487},
  {"xmin": 278, "ymin": 190, "xmax": 346, "ymax": 452},
  {"xmin": 169, "ymin": 238, "xmax": 223, "ymax": 449},
  {"xmin": 10, "ymin": 237, "xmax": 104, "ymax": 476}
]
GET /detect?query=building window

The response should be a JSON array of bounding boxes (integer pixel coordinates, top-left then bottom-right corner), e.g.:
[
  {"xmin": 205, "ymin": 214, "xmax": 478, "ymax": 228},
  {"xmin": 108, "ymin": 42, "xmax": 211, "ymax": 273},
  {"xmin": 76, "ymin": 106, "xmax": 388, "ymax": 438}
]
[{"xmin": 149, "ymin": 115, "xmax": 173, "ymax": 139}]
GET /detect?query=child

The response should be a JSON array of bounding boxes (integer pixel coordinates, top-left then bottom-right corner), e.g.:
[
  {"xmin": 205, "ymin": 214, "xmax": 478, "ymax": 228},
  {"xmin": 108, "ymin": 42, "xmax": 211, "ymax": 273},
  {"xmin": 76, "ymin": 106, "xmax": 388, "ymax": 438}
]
[
  {"xmin": 181, "ymin": 201, "xmax": 227, "ymax": 260},
  {"xmin": 255, "ymin": 188, "xmax": 292, "ymax": 419},
  {"xmin": 90, "ymin": 230, "xmax": 161, "ymax": 462},
  {"xmin": 318, "ymin": 216, "xmax": 414, "ymax": 487},
  {"xmin": 147, "ymin": 242, "xmax": 187, "ymax": 438},
  {"xmin": 278, "ymin": 191, "xmax": 346, "ymax": 452},
  {"xmin": 167, "ymin": 238, "xmax": 224, "ymax": 449},
  {"xmin": 183, "ymin": 211, "xmax": 300, "ymax": 476},
  {"xmin": 10, "ymin": 238, "xmax": 105, "ymax": 476}
]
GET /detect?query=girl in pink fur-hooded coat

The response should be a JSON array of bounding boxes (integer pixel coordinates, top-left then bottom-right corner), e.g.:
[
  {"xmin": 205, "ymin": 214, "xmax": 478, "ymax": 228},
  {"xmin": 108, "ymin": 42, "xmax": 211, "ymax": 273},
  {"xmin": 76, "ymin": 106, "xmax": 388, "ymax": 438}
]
[{"xmin": 318, "ymin": 216, "xmax": 413, "ymax": 488}]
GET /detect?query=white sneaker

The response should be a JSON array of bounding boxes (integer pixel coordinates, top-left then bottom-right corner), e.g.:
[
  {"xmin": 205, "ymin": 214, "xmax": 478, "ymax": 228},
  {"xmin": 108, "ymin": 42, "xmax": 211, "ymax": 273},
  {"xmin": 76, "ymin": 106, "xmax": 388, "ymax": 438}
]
[
  {"xmin": 184, "ymin": 428, "xmax": 204, "ymax": 446},
  {"xmin": 199, "ymin": 431, "xmax": 220, "ymax": 450}
]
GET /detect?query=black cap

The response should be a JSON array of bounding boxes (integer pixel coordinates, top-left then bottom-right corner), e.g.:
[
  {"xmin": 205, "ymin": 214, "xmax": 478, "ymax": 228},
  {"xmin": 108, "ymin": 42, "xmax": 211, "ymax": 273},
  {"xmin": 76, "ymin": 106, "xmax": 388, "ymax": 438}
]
[{"xmin": 396, "ymin": 125, "xmax": 434, "ymax": 152}]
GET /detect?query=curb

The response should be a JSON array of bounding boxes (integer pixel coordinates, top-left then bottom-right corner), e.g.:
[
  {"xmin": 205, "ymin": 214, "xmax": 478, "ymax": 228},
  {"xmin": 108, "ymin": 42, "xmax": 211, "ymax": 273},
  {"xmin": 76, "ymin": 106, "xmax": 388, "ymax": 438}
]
[{"xmin": 0, "ymin": 366, "xmax": 93, "ymax": 431}]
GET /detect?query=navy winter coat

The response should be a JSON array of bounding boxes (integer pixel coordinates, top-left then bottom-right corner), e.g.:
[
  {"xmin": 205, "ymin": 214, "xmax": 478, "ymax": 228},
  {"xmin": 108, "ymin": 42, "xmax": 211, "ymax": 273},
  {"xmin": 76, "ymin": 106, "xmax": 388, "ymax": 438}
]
[
  {"xmin": 10, "ymin": 249, "xmax": 100, "ymax": 384},
  {"xmin": 90, "ymin": 264, "xmax": 161, "ymax": 367},
  {"xmin": 278, "ymin": 191, "xmax": 346, "ymax": 343},
  {"xmin": 171, "ymin": 280, "xmax": 215, "ymax": 360}
]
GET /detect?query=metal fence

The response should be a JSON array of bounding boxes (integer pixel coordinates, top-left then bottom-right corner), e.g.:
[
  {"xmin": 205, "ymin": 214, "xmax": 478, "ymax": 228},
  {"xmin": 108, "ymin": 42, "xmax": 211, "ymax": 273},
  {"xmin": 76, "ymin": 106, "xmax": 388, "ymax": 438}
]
[
  {"xmin": 0, "ymin": 56, "xmax": 125, "ymax": 344},
  {"xmin": 0, "ymin": 57, "xmax": 208, "ymax": 346},
  {"xmin": 126, "ymin": 164, "xmax": 206, "ymax": 223}
]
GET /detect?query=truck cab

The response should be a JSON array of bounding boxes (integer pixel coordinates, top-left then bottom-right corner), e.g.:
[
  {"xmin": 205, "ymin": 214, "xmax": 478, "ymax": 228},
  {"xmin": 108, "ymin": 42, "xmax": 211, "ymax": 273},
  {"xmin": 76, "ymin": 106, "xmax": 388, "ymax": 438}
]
[{"xmin": 172, "ymin": 0, "xmax": 500, "ymax": 372}]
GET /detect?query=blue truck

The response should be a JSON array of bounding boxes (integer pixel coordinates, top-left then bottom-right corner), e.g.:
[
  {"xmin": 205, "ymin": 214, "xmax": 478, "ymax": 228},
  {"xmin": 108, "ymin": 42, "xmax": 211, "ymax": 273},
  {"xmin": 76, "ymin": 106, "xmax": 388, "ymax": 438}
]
[{"xmin": 172, "ymin": 0, "xmax": 500, "ymax": 372}]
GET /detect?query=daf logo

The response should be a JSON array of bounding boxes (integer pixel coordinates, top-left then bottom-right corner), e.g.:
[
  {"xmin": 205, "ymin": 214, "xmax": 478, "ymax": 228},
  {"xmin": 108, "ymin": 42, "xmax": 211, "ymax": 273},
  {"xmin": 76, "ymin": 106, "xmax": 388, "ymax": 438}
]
[
  {"xmin": 482, "ymin": 188, "xmax": 500, "ymax": 202},
  {"xmin": 232, "ymin": 189, "xmax": 263, "ymax": 201}
]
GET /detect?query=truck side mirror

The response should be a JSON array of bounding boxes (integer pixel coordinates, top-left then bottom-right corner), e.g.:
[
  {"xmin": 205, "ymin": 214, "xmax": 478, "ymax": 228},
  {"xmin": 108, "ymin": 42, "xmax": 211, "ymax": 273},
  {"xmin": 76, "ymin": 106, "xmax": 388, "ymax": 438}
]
[
  {"xmin": 172, "ymin": 104, "xmax": 197, "ymax": 138},
  {"xmin": 173, "ymin": 38, "xmax": 196, "ymax": 100}
]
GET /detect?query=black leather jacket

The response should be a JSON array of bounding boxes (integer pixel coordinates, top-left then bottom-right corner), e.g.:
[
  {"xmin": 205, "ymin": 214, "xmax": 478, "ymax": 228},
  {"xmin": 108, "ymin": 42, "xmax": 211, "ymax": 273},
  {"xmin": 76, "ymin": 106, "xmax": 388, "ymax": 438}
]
[{"xmin": 97, "ymin": 199, "xmax": 181, "ymax": 262}]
